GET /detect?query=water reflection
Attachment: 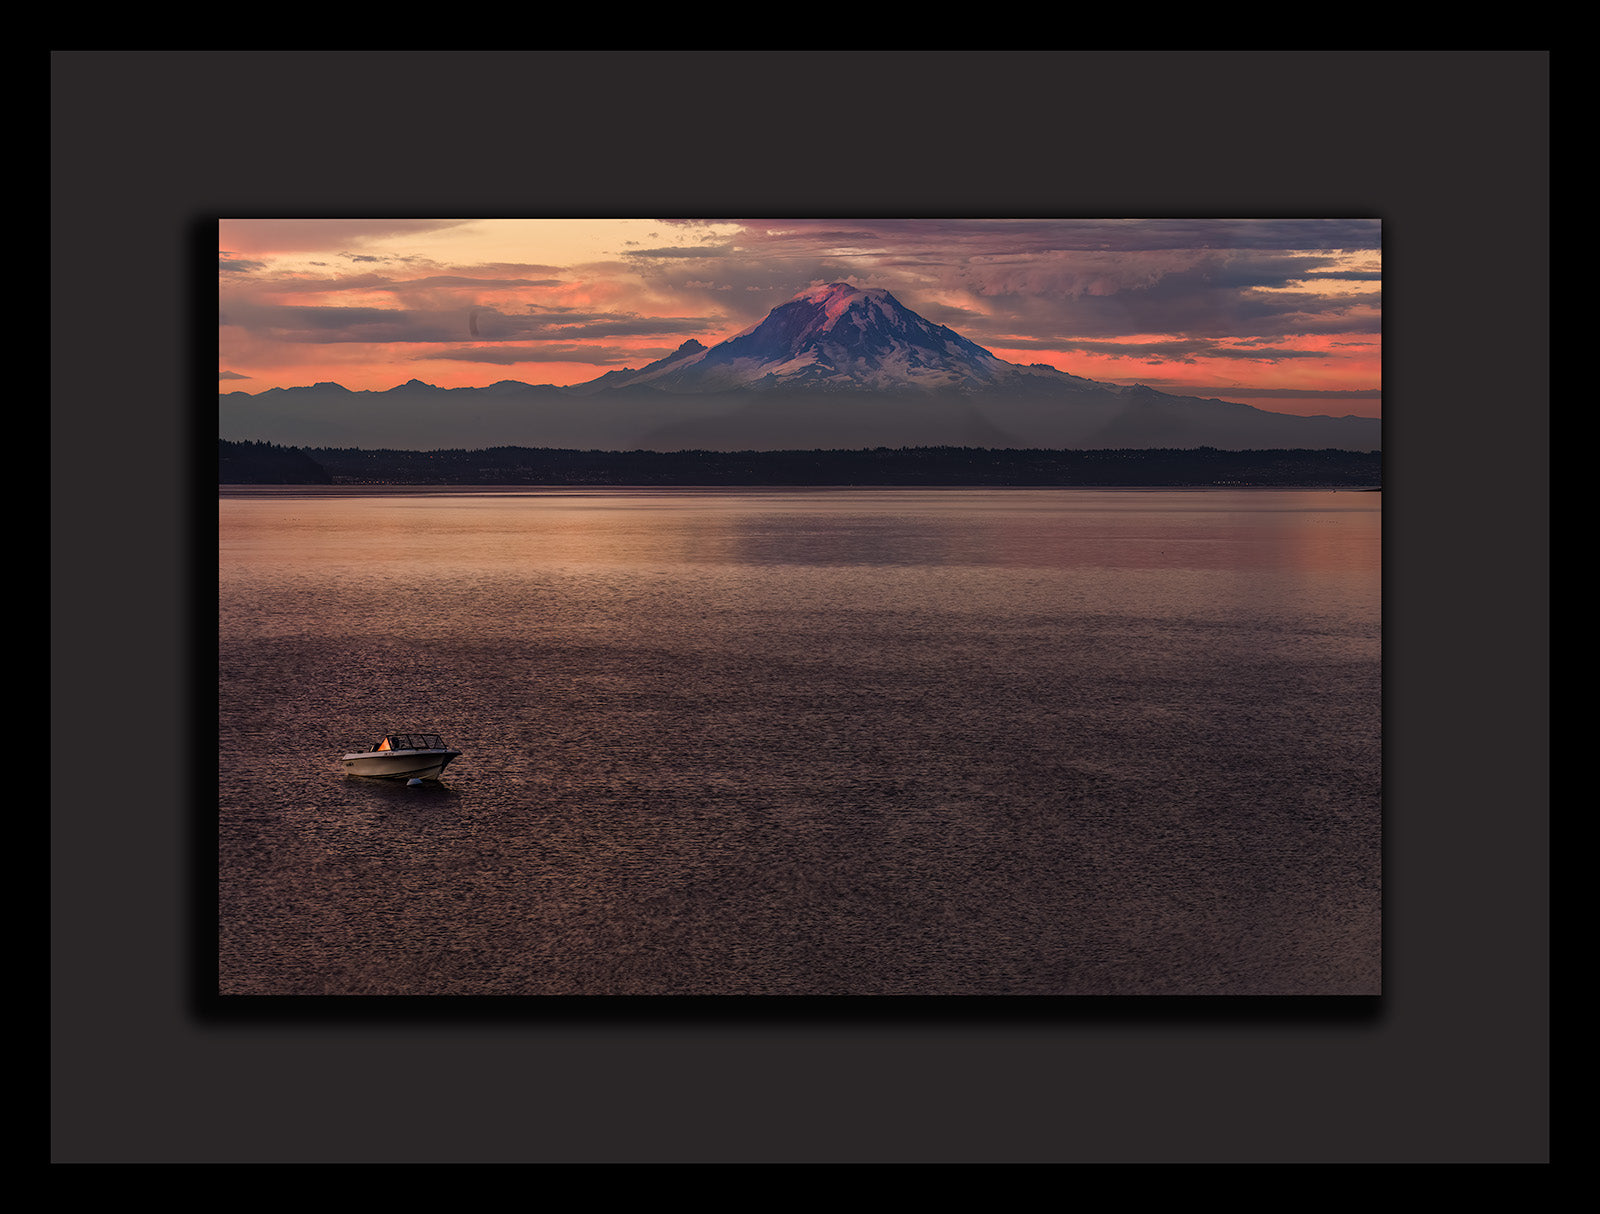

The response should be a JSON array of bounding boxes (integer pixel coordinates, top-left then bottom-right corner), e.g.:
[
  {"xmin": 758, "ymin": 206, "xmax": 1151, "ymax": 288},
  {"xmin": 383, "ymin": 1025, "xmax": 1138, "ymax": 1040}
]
[
  {"xmin": 219, "ymin": 487, "xmax": 1378, "ymax": 574},
  {"xmin": 726, "ymin": 513, "xmax": 955, "ymax": 567},
  {"xmin": 220, "ymin": 486, "xmax": 1382, "ymax": 996}
]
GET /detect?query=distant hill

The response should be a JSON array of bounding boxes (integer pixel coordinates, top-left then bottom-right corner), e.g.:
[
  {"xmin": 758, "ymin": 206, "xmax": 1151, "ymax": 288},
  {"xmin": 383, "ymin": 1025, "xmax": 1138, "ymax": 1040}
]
[
  {"xmin": 218, "ymin": 439, "xmax": 332, "ymax": 484},
  {"xmin": 220, "ymin": 283, "xmax": 1382, "ymax": 454}
]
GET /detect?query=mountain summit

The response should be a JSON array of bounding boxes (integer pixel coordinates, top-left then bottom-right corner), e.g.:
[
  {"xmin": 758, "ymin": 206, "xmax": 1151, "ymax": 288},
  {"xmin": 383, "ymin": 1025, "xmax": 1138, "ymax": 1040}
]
[{"xmin": 582, "ymin": 282, "xmax": 1076, "ymax": 396}]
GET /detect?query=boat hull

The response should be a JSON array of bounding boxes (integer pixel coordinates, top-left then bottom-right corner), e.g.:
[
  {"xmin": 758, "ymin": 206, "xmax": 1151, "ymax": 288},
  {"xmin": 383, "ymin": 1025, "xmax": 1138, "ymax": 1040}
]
[{"xmin": 342, "ymin": 749, "xmax": 461, "ymax": 780}]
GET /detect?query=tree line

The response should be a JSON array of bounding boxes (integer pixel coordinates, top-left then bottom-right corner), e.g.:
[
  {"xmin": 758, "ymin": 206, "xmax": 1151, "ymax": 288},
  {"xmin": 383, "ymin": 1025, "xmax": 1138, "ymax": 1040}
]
[{"xmin": 220, "ymin": 440, "xmax": 1381, "ymax": 488}]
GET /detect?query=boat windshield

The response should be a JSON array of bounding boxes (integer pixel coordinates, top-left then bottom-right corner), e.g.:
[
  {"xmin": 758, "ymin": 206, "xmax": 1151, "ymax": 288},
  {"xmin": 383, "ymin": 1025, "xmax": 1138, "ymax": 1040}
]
[{"xmin": 376, "ymin": 733, "xmax": 446, "ymax": 751}]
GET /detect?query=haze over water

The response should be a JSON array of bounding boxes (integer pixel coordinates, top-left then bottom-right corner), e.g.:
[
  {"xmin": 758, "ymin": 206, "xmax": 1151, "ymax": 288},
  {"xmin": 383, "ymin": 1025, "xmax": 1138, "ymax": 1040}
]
[{"xmin": 219, "ymin": 487, "xmax": 1381, "ymax": 996}]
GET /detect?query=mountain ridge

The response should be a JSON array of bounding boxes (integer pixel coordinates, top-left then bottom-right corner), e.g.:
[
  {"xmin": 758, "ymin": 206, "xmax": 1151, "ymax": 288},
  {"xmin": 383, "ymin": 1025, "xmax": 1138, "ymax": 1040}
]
[{"xmin": 220, "ymin": 282, "xmax": 1381, "ymax": 452}]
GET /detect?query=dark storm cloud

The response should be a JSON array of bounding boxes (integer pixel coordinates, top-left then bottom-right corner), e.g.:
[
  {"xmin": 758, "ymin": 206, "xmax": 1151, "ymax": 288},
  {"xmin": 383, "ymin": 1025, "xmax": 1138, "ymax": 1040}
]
[
  {"xmin": 1029, "ymin": 336, "xmax": 1343, "ymax": 363},
  {"xmin": 402, "ymin": 274, "xmax": 565, "ymax": 289},
  {"xmin": 635, "ymin": 219, "xmax": 1382, "ymax": 347},
  {"xmin": 623, "ymin": 243, "xmax": 737, "ymax": 259},
  {"xmin": 226, "ymin": 299, "xmax": 715, "ymax": 347},
  {"xmin": 427, "ymin": 343, "xmax": 654, "ymax": 367},
  {"xmin": 1037, "ymin": 217, "xmax": 1380, "ymax": 253},
  {"xmin": 466, "ymin": 304, "xmax": 713, "ymax": 342},
  {"xmin": 670, "ymin": 217, "xmax": 1381, "ymax": 256},
  {"xmin": 249, "ymin": 304, "xmax": 466, "ymax": 343},
  {"xmin": 1148, "ymin": 252, "xmax": 1374, "ymax": 291},
  {"xmin": 961, "ymin": 263, "xmax": 1382, "ymax": 346},
  {"xmin": 223, "ymin": 250, "xmax": 572, "ymax": 297}
]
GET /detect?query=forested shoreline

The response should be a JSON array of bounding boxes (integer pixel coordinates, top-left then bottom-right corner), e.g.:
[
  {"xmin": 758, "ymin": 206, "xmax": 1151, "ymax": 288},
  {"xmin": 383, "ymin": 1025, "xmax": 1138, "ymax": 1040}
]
[{"xmin": 219, "ymin": 439, "xmax": 1381, "ymax": 488}]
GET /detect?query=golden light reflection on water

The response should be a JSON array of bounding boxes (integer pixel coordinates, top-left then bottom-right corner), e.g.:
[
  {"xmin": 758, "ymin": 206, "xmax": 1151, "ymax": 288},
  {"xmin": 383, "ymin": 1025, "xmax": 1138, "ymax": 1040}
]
[
  {"xmin": 221, "ymin": 486, "xmax": 1380, "ymax": 575},
  {"xmin": 220, "ymin": 487, "xmax": 1380, "ymax": 669}
]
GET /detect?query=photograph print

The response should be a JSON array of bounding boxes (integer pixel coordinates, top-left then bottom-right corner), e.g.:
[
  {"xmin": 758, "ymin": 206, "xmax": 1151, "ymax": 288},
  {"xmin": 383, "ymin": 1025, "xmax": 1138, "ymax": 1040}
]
[{"xmin": 219, "ymin": 217, "xmax": 1382, "ymax": 997}]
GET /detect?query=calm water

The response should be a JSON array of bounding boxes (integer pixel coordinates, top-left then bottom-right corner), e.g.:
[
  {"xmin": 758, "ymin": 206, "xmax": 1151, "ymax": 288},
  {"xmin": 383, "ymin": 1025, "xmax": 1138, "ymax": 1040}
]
[{"xmin": 219, "ymin": 487, "xmax": 1381, "ymax": 996}]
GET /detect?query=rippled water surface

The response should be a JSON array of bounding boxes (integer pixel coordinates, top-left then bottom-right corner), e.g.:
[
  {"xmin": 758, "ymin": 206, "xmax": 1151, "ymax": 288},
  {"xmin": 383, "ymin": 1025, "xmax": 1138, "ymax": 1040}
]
[{"xmin": 219, "ymin": 487, "xmax": 1381, "ymax": 996}]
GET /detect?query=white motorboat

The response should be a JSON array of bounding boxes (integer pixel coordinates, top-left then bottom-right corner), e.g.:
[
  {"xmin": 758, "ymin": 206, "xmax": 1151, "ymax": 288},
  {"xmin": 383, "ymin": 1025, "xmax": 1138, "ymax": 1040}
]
[{"xmin": 342, "ymin": 732, "xmax": 462, "ymax": 781}]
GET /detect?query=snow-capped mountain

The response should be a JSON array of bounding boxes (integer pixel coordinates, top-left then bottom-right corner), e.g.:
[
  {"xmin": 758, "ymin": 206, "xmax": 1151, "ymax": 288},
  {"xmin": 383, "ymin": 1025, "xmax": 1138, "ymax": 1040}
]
[
  {"xmin": 579, "ymin": 282, "xmax": 1087, "ymax": 395},
  {"xmin": 221, "ymin": 281, "xmax": 1382, "ymax": 453}
]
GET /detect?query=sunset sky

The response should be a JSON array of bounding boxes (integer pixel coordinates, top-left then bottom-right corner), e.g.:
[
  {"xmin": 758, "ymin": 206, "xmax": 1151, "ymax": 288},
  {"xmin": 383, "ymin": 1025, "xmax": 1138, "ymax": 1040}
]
[{"xmin": 219, "ymin": 217, "xmax": 1381, "ymax": 419}]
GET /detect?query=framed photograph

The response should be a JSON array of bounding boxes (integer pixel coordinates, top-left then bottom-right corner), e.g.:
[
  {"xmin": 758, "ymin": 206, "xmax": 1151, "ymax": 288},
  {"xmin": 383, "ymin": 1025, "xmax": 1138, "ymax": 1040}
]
[
  {"xmin": 219, "ymin": 217, "xmax": 1383, "ymax": 998},
  {"xmin": 56, "ymin": 51, "xmax": 1545, "ymax": 1165}
]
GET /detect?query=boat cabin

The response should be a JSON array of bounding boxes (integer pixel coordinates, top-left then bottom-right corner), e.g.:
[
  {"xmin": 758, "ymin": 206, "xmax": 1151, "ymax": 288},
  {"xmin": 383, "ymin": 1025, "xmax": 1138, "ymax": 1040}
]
[{"xmin": 370, "ymin": 733, "xmax": 448, "ymax": 752}]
